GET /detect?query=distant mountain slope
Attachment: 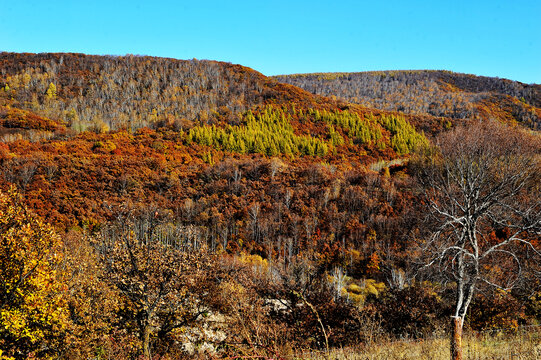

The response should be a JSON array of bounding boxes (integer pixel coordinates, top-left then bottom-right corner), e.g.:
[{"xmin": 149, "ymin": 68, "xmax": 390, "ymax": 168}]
[
  {"xmin": 274, "ymin": 71, "xmax": 541, "ymax": 129},
  {"xmin": 0, "ymin": 52, "xmax": 342, "ymax": 133}
]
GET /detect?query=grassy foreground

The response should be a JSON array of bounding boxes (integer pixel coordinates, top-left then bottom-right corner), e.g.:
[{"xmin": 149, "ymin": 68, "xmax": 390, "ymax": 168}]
[{"xmin": 293, "ymin": 330, "xmax": 541, "ymax": 360}]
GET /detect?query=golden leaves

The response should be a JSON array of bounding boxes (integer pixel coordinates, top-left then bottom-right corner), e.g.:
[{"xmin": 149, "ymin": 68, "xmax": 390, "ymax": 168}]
[{"xmin": 0, "ymin": 187, "xmax": 68, "ymax": 358}]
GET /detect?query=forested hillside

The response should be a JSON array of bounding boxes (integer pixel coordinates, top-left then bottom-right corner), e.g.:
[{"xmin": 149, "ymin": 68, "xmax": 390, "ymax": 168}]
[
  {"xmin": 0, "ymin": 52, "xmax": 275, "ymax": 132},
  {"xmin": 0, "ymin": 53, "xmax": 540, "ymax": 359},
  {"xmin": 274, "ymin": 71, "xmax": 541, "ymax": 129}
]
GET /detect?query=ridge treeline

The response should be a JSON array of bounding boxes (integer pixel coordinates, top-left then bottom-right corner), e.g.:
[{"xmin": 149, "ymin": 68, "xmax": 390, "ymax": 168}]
[{"xmin": 274, "ymin": 70, "xmax": 541, "ymax": 130}]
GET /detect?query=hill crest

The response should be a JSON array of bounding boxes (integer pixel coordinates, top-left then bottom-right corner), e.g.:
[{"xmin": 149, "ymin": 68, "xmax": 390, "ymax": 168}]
[{"xmin": 274, "ymin": 70, "xmax": 541, "ymax": 130}]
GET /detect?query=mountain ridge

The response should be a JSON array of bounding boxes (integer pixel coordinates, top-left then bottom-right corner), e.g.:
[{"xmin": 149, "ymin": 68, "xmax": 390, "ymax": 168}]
[{"xmin": 274, "ymin": 70, "xmax": 541, "ymax": 129}]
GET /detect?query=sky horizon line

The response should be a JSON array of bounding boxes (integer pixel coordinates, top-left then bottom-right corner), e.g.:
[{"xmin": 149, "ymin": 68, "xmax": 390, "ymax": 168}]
[
  {"xmin": 1, "ymin": 0, "xmax": 539, "ymax": 85},
  {"xmin": 2, "ymin": 49, "xmax": 539, "ymax": 85}
]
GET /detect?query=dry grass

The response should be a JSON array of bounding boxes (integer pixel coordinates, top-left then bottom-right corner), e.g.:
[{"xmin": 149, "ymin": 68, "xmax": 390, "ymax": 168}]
[{"xmin": 293, "ymin": 329, "xmax": 541, "ymax": 360}]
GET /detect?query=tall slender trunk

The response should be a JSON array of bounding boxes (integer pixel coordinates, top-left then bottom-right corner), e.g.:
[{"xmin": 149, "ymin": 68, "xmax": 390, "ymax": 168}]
[
  {"xmin": 451, "ymin": 316, "xmax": 464, "ymax": 360},
  {"xmin": 143, "ymin": 324, "xmax": 151, "ymax": 360}
]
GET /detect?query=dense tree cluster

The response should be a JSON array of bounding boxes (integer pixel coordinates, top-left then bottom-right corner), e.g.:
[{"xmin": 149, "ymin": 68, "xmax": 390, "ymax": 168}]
[
  {"xmin": 188, "ymin": 107, "xmax": 331, "ymax": 157},
  {"xmin": 187, "ymin": 106, "xmax": 429, "ymax": 159},
  {"xmin": 307, "ymin": 109, "xmax": 429, "ymax": 155}
]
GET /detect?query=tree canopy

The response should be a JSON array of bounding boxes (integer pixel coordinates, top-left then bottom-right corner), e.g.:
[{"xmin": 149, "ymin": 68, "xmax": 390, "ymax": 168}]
[{"xmin": 0, "ymin": 187, "xmax": 67, "ymax": 359}]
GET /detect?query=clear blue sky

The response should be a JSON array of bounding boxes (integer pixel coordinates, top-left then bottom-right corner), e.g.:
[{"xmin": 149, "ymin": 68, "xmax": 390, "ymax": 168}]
[{"xmin": 1, "ymin": 0, "xmax": 540, "ymax": 83}]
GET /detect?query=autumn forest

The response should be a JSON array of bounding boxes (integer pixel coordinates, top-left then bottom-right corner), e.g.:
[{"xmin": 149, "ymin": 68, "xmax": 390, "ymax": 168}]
[{"xmin": 0, "ymin": 53, "xmax": 540, "ymax": 359}]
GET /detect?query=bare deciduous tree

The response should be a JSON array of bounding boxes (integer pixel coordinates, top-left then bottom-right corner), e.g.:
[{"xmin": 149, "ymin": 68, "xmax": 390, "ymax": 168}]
[
  {"xmin": 97, "ymin": 210, "xmax": 218, "ymax": 359},
  {"xmin": 414, "ymin": 121, "xmax": 541, "ymax": 360}
]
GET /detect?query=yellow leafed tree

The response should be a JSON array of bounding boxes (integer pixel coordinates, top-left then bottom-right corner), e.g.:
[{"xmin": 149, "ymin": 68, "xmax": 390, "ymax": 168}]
[
  {"xmin": 45, "ymin": 82, "xmax": 56, "ymax": 99},
  {"xmin": 0, "ymin": 187, "xmax": 67, "ymax": 359}
]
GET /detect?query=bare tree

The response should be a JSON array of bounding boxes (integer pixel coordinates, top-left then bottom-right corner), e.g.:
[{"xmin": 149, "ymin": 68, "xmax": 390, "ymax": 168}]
[
  {"xmin": 414, "ymin": 121, "xmax": 541, "ymax": 360},
  {"xmin": 97, "ymin": 209, "xmax": 219, "ymax": 359}
]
